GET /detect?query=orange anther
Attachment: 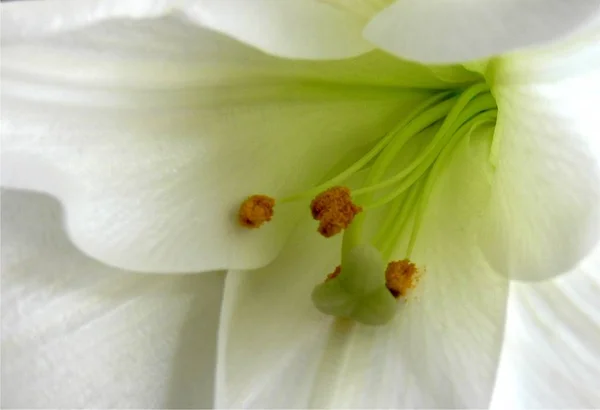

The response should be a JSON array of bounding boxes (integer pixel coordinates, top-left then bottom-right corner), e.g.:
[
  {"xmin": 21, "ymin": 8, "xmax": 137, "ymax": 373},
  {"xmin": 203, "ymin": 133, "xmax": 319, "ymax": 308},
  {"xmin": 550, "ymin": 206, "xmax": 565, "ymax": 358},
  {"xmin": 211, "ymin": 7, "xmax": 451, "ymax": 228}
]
[
  {"xmin": 238, "ymin": 194, "xmax": 275, "ymax": 229},
  {"xmin": 385, "ymin": 259, "xmax": 419, "ymax": 298},
  {"xmin": 325, "ymin": 265, "xmax": 342, "ymax": 282},
  {"xmin": 310, "ymin": 186, "xmax": 362, "ymax": 238}
]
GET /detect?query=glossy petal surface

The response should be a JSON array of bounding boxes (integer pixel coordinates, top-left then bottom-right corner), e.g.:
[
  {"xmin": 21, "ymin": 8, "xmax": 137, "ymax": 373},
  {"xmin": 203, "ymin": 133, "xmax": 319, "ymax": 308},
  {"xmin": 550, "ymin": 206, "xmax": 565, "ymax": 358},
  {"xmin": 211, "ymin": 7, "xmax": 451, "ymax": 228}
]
[{"xmin": 1, "ymin": 190, "xmax": 224, "ymax": 408}]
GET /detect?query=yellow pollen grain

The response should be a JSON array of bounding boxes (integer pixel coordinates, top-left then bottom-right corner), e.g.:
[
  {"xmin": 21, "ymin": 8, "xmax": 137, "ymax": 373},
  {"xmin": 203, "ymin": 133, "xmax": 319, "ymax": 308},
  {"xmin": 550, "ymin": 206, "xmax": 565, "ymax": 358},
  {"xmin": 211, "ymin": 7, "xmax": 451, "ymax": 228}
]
[
  {"xmin": 310, "ymin": 186, "xmax": 362, "ymax": 238},
  {"xmin": 238, "ymin": 194, "xmax": 275, "ymax": 229},
  {"xmin": 325, "ymin": 265, "xmax": 342, "ymax": 282},
  {"xmin": 385, "ymin": 259, "xmax": 419, "ymax": 298}
]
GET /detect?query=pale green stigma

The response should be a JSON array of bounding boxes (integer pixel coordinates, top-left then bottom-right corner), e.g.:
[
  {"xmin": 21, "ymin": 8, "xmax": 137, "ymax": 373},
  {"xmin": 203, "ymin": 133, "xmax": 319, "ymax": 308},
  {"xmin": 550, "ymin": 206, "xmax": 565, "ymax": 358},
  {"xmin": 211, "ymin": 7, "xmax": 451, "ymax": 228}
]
[{"xmin": 311, "ymin": 244, "xmax": 397, "ymax": 326}]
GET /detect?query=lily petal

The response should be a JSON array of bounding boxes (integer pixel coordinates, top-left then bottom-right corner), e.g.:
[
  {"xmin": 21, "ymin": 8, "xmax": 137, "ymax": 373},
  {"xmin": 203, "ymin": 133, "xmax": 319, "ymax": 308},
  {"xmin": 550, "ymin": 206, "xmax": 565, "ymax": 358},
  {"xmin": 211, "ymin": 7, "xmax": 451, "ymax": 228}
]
[
  {"xmin": 183, "ymin": 0, "xmax": 373, "ymax": 59},
  {"xmin": 216, "ymin": 125, "xmax": 508, "ymax": 408},
  {"xmin": 1, "ymin": 0, "xmax": 192, "ymax": 42},
  {"xmin": 1, "ymin": 189, "xmax": 224, "ymax": 408},
  {"xmin": 2, "ymin": 16, "xmax": 449, "ymax": 273},
  {"xmin": 3, "ymin": 0, "xmax": 372, "ymax": 60},
  {"xmin": 479, "ymin": 34, "xmax": 600, "ymax": 281},
  {"xmin": 364, "ymin": 0, "xmax": 600, "ymax": 63},
  {"xmin": 490, "ymin": 241, "xmax": 600, "ymax": 408}
]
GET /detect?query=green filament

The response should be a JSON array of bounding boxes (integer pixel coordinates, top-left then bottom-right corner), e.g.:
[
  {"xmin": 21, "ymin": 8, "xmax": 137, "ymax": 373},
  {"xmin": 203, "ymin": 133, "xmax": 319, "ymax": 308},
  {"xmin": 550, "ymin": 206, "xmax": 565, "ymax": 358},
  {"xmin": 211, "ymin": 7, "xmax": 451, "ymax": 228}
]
[
  {"xmin": 359, "ymin": 94, "xmax": 496, "ymax": 209},
  {"xmin": 379, "ymin": 180, "xmax": 424, "ymax": 260},
  {"xmin": 353, "ymin": 90, "xmax": 494, "ymax": 200},
  {"xmin": 304, "ymin": 83, "xmax": 498, "ymax": 325},
  {"xmin": 405, "ymin": 110, "xmax": 498, "ymax": 258},
  {"xmin": 279, "ymin": 92, "xmax": 457, "ymax": 204}
]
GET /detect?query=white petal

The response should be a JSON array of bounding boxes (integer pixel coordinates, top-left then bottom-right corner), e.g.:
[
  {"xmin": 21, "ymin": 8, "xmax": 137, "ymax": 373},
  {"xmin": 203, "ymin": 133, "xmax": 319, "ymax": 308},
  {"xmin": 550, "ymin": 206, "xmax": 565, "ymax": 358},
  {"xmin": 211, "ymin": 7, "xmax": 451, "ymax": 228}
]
[
  {"xmin": 215, "ymin": 125, "xmax": 508, "ymax": 408},
  {"xmin": 1, "ymin": 16, "xmax": 450, "ymax": 273},
  {"xmin": 184, "ymin": 0, "xmax": 374, "ymax": 59},
  {"xmin": 1, "ymin": 189, "xmax": 224, "ymax": 408},
  {"xmin": 490, "ymin": 241, "xmax": 600, "ymax": 408},
  {"xmin": 3, "ymin": 0, "xmax": 373, "ymax": 59},
  {"xmin": 1, "ymin": 0, "xmax": 192, "ymax": 42},
  {"xmin": 479, "ymin": 35, "xmax": 600, "ymax": 281},
  {"xmin": 364, "ymin": 0, "xmax": 600, "ymax": 63}
]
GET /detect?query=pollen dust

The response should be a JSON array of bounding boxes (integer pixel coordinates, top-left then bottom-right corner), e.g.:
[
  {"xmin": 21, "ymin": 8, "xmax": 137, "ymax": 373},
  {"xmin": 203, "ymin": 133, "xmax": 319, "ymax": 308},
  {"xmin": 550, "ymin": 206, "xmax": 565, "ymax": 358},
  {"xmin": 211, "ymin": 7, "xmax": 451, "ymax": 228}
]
[
  {"xmin": 310, "ymin": 186, "xmax": 362, "ymax": 238},
  {"xmin": 238, "ymin": 194, "xmax": 275, "ymax": 228},
  {"xmin": 385, "ymin": 259, "xmax": 419, "ymax": 298}
]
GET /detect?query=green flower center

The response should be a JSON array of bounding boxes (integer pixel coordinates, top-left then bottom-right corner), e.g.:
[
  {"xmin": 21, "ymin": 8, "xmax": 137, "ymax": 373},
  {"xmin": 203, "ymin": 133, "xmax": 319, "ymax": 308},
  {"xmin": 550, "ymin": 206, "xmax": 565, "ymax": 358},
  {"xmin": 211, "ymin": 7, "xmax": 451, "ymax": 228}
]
[{"xmin": 239, "ymin": 82, "xmax": 498, "ymax": 325}]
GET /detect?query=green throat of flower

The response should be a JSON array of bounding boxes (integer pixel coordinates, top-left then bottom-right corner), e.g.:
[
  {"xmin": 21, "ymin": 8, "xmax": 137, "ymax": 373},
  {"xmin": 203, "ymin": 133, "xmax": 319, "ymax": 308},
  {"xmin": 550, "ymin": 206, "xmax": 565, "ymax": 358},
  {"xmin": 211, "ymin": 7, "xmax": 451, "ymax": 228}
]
[{"xmin": 238, "ymin": 82, "xmax": 498, "ymax": 326}]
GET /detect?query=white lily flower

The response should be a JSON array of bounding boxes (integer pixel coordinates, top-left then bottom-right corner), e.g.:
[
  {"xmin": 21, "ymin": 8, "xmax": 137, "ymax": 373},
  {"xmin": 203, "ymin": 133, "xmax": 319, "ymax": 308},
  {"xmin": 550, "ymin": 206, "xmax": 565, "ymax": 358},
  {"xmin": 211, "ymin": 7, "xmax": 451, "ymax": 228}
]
[{"xmin": 2, "ymin": 0, "xmax": 600, "ymax": 408}]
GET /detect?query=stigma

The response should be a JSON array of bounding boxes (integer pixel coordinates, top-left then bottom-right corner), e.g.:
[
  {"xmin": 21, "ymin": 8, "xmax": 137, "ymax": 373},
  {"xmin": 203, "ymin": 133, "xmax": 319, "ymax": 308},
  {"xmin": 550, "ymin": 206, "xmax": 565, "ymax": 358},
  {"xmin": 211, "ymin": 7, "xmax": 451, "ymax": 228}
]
[{"xmin": 322, "ymin": 258, "xmax": 419, "ymax": 299}]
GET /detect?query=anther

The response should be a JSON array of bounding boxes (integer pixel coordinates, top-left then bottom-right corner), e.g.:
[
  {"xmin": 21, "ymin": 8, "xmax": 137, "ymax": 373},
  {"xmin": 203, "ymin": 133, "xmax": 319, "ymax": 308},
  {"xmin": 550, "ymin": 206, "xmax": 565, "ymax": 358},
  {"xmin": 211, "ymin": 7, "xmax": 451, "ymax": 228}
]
[
  {"xmin": 310, "ymin": 186, "xmax": 362, "ymax": 238},
  {"xmin": 325, "ymin": 265, "xmax": 341, "ymax": 282},
  {"xmin": 385, "ymin": 259, "xmax": 419, "ymax": 298},
  {"xmin": 238, "ymin": 194, "xmax": 275, "ymax": 228}
]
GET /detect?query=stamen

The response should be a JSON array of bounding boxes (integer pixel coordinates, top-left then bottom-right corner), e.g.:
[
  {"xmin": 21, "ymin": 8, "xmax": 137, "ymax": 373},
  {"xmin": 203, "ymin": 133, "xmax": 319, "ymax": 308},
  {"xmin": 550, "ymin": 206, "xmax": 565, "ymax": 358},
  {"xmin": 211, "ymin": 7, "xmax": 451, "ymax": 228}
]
[
  {"xmin": 237, "ymin": 82, "xmax": 499, "ymax": 326},
  {"xmin": 310, "ymin": 186, "xmax": 362, "ymax": 238},
  {"xmin": 385, "ymin": 259, "xmax": 419, "ymax": 298},
  {"xmin": 238, "ymin": 194, "xmax": 275, "ymax": 228}
]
